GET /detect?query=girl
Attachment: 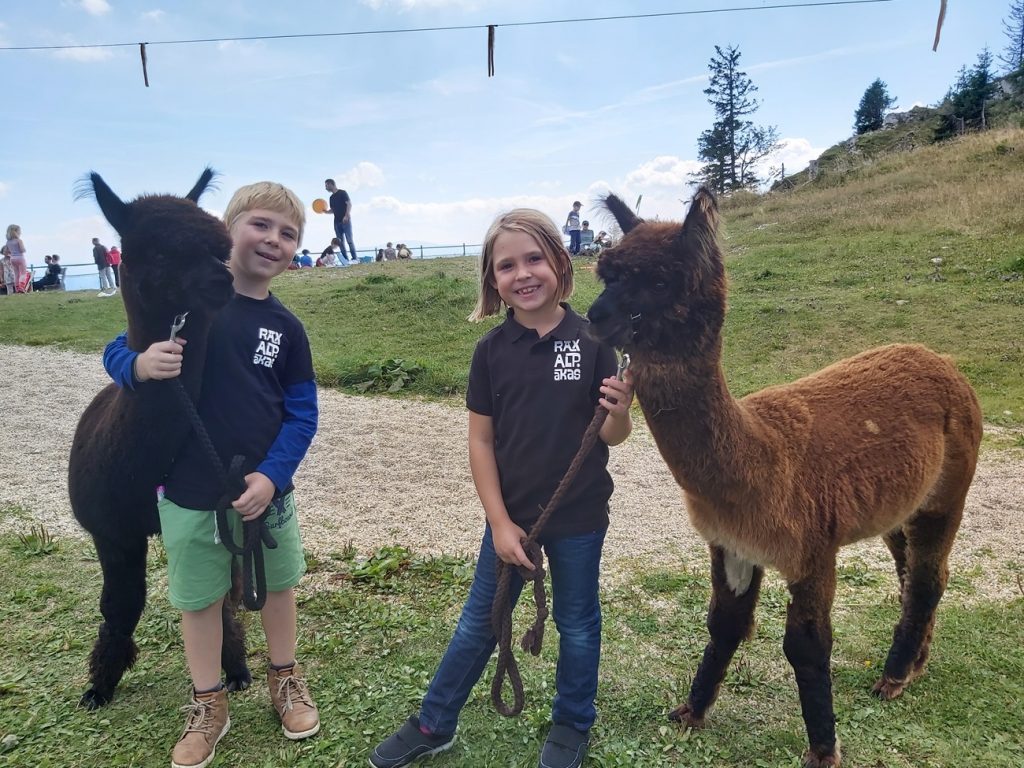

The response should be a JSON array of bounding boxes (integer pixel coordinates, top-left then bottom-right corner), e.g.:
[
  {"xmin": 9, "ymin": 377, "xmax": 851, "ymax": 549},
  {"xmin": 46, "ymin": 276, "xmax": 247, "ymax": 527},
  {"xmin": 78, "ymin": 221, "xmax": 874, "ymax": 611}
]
[
  {"xmin": 5, "ymin": 225, "xmax": 27, "ymax": 293},
  {"xmin": 370, "ymin": 209, "xmax": 633, "ymax": 768}
]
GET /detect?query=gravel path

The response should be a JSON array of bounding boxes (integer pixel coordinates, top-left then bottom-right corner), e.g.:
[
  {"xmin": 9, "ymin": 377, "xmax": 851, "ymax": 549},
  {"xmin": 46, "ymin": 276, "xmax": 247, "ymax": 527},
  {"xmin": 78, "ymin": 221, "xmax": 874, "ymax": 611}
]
[{"xmin": 2, "ymin": 343, "xmax": 1020, "ymax": 599}]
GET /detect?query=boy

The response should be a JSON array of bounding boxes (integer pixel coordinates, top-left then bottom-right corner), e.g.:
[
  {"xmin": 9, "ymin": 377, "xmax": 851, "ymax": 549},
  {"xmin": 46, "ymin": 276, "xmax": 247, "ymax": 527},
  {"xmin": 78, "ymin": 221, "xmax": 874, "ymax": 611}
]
[
  {"xmin": 564, "ymin": 201, "xmax": 582, "ymax": 255},
  {"xmin": 102, "ymin": 182, "xmax": 319, "ymax": 768}
]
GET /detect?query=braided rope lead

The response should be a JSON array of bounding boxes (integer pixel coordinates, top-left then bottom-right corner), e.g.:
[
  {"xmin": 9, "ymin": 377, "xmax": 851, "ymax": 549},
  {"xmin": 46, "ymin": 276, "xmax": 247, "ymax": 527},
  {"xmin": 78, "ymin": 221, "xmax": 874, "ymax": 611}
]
[
  {"xmin": 171, "ymin": 378, "xmax": 277, "ymax": 611},
  {"xmin": 490, "ymin": 354, "xmax": 629, "ymax": 717}
]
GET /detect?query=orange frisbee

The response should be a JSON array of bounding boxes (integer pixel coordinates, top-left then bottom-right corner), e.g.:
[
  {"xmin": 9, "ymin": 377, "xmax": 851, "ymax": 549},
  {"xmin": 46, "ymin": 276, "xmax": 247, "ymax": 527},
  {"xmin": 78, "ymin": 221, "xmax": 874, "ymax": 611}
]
[{"xmin": 312, "ymin": 198, "xmax": 327, "ymax": 213}]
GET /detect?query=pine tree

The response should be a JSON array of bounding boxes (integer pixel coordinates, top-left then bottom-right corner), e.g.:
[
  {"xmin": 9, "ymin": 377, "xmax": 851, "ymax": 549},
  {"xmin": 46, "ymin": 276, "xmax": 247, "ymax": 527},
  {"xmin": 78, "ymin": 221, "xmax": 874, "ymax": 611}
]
[
  {"xmin": 853, "ymin": 78, "xmax": 897, "ymax": 135},
  {"xmin": 694, "ymin": 45, "xmax": 779, "ymax": 193},
  {"xmin": 936, "ymin": 48, "xmax": 997, "ymax": 140},
  {"xmin": 1000, "ymin": 0, "xmax": 1024, "ymax": 73}
]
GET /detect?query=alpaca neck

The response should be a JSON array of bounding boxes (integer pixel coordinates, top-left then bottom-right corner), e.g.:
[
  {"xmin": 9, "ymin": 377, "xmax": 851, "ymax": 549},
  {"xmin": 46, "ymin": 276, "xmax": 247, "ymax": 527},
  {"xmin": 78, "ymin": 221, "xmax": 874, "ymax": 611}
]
[
  {"xmin": 633, "ymin": 343, "xmax": 771, "ymax": 501},
  {"xmin": 127, "ymin": 315, "xmax": 212, "ymax": 399}
]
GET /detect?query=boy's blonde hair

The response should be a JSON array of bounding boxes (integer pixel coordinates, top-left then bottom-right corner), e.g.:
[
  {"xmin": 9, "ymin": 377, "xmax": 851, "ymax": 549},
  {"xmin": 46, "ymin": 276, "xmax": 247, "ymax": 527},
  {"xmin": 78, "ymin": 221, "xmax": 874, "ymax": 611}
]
[
  {"xmin": 469, "ymin": 208, "xmax": 574, "ymax": 321},
  {"xmin": 222, "ymin": 182, "xmax": 305, "ymax": 245},
  {"xmin": 6, "ymin": 224, "xmax": 21, "ymax": 241}
]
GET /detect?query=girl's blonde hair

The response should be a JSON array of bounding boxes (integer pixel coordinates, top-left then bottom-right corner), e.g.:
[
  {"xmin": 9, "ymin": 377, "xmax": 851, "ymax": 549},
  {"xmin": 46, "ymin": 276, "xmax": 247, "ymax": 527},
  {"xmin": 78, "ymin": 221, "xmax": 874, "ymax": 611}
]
[
  {"xmin": 6, "ymin": 224, "xmax": 21, "ymax": 241},
  {"xmin": 469, "ymin": 208, "xmax": 574, "ymax": 321},
  {"xmin": 222, "ymin": 182, "xmax": 305, "ymax": 245}
]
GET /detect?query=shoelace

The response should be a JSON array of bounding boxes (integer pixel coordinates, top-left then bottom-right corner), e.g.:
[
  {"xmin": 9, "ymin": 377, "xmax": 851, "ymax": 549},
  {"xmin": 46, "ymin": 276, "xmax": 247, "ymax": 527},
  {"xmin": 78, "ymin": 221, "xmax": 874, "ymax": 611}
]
[
  {"xmin": 179, "ymin": 698, "xmax": 215, "ymax": 736},
  {"xmin": 275, "ymin": 674, "xmax": 313, "ymax": 711}
]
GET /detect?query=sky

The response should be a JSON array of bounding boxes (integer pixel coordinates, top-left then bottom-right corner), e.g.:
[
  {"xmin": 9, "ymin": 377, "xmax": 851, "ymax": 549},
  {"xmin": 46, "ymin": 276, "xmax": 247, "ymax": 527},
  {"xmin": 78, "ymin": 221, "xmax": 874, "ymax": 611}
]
[{"xmin": 0, "ymin": 0, "xmax": 1015, "ymax": 278}]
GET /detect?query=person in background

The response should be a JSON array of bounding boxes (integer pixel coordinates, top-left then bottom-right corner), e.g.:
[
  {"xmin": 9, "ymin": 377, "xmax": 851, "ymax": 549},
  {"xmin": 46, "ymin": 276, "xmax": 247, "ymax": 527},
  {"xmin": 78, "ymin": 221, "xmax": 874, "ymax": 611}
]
[
  {"xmin": 33, "ymin": 254, "xmax": 60, "ymax": 291},
  {"xmin": 384, "ymin": 242, "xmax": 397, "ymax": 261},
  {"xmin": 578, "ymin": 221, "xmax": 594, "ymax": 253},
  {"xmin": 324, "ymin": 178, "xmax": 356, "ymax": 262},
  {"xmin": 298, "ymin": 249, "xmax": 314, "ymax": 268},
  {"xmin": 5, "ymin": 225, "xmax": 28, "ymax": 294},
  {"xmin": 396, "ymin": 243, "xmax": 412, "ymax": 260},
  {"xmin": 108, "ymin": 245, "xmax": 122, "ymax": 287},
  {"xmin": 376, "ymin": 248, "xmax": 385, "ymax": 262},
  {"xmin": 564, "ymin": 201, "xmax": 582, "ymax": 255},
  {"xmin": 92, "ymin": 237, "xmax": 116, "ymax": 296},
  {"xmin": 318, "ymin": 241, "xmax": 338, "ymax": 267},
  {"xmin": 1, "ymin": 246, "xmax": 14, "ymax": 295}
]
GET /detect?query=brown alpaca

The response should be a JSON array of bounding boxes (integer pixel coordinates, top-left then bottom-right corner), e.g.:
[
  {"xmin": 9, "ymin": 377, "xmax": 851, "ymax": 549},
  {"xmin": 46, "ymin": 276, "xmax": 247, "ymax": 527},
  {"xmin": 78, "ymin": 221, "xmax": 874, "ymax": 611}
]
[
  {"xmin": 68, "ymin": 170, "xmax": 246, "ymax": 709},
  {"xmin": 586, "ymin": 188, "xmax": 981, "ymax": 768}
]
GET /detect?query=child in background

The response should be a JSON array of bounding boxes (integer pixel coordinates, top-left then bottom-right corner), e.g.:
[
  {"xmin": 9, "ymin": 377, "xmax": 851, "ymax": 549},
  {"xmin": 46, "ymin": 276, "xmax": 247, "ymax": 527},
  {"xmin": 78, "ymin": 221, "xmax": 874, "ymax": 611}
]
[
  {"xmin": 5, "ymin": 225, "xmax": 28, "ymax": 293},
  {"xmin": 564, "ymin": 201, "xmax": 582, "ymax": 255},
  {"xmin": 370, "ymin": 208, "xmax": 634, "ymax": 768},
  {"xmin": 108, "ymin": 245, "xmax": 122, "ymax": 287},
  {"xmin": 102, "ymin": 182, "xmax": 320, "ymax": 768}
]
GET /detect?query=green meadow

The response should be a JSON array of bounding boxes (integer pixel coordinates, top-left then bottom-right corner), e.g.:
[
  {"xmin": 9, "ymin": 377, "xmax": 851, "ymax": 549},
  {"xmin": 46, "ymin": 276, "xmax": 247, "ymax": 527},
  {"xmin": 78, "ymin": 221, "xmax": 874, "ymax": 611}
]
[{"xmin": 1, "ymin": 127, "xmax": 1022, "ymax": 767}]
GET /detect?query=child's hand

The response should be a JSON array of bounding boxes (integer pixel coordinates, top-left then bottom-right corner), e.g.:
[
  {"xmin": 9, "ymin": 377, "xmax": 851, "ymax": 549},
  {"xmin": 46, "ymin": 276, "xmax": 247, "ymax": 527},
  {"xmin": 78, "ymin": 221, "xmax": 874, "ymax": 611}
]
[
  {"xmin": 492, "ymin": 520, "xmax": 534, "ymax": 570},
  {"xmin": 232, "ymin": 472, "xmax": 276, "ymax": 521},
  {"xmin": 599, "ymin": 369, "xmax": 634, "ymax": 418},
  {"xmin": 134, "ymin": 339, "xmax": 187, "ymax": 382}
]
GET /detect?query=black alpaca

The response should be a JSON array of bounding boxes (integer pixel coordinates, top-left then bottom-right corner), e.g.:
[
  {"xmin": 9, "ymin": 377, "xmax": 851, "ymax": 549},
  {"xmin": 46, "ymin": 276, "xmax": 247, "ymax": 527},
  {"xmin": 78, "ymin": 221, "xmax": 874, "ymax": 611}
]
[{"xmin": 69, "ymin": 170, "xmax": 250, "ymax": 709}]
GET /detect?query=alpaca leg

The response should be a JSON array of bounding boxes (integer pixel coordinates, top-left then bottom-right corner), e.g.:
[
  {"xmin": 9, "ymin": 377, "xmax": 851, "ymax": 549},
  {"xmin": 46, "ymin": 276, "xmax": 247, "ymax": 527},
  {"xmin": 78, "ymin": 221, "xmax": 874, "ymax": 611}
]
[
  {"xmin": 221, "ymin": 559, "xmax": 252, "ymax": 691},
  {"xmin": 873, "ymin": 502, "xmax": 962, "ymax": 700},
  {"xmin": 80, "ymin": 536, "xmax": 148, "ymax": 710},
  {"xmin": 669, "ymin": 546, "xmax": 763, "ymax": 727},
  {"xmin": 881, "ymin": 527, "xmax": 908, "ymax": 596},
  {"xmin": 783, "ymin": 569, "xmax": 840, "ymax": 768}
]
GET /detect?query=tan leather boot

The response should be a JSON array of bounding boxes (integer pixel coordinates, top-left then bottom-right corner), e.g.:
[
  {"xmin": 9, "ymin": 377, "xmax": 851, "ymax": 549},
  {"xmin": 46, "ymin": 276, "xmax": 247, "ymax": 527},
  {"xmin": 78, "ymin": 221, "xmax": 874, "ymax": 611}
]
[
  {"xmin": 267, "ymin": 663, "xmax": 320, "ymax": 740},
  {"xmin": 171, "ymin": 687, "xmax": 229, "ymax": 768}
]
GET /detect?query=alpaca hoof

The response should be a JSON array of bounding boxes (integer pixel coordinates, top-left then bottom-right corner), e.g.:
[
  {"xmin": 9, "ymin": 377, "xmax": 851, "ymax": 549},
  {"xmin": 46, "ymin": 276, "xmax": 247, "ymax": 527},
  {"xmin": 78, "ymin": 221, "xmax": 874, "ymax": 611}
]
[
  {"xmin": 802, "ymin": 747, "xmax": 841, "ymax": 767},
  {"xmin": 872, "ymin": 675, "xmax": 906, "ymax": 700},
  {"xmin": 668, "ymin": 703, "xmax": 705, "ymax": 729},
  {"xmin": 225, "ymin": 667, "xmax": 252, "ymax": 692},
  {"xmin": 79, "ymin": 687, "xmax": 112, "ymax": 710}
]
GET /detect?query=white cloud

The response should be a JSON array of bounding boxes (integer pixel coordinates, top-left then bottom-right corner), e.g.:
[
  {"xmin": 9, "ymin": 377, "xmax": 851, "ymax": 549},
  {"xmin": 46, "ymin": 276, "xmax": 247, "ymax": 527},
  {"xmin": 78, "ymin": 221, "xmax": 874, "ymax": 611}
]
[
  {"xmin": 336, "ymin": 162, "xmax": 386, "ymax": 191},
  {"xmin": 53, "ymin": 47, "xmax": 114, "ymax": 62},
  {"xmin": 624, "ymin": 155, "xmax": 702, "ymax": 190},
  {"xmin": 141, "ymin": 9, "xmax": 166, "ymax": 22},
  {"xmin": 75, "ymin": 0, "xmax": 112, "ymax": 16},
  {"xmin": 759, "ymin": 137, "xmax": 827, "ymax": 180}
]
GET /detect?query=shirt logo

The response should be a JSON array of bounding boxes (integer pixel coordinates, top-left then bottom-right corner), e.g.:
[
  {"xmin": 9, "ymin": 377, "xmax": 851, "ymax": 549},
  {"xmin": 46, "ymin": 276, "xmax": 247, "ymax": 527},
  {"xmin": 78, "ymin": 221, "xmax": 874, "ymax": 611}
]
[
  {"xmin": 553, "ymin": 339, "xmax": 582, "ymax": 381},
  {"xmin": 253, "ymin": 327, "xmax": 282, "ymax": 368}
]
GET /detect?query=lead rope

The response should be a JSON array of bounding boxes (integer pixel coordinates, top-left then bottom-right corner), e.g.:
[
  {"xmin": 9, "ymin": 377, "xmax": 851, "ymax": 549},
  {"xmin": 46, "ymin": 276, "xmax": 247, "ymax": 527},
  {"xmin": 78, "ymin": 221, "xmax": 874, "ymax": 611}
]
[
  {"xmin": 166, "ymin": 312, "xmax": 276, "ymax": 611},
  {"xmin": 490, "ymin": 353, "xmax": 629, "ymax": 716}
]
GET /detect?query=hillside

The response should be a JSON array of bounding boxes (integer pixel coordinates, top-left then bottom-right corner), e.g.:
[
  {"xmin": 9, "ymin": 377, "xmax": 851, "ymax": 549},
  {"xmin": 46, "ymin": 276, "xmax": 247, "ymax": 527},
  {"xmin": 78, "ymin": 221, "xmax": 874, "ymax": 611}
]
[{"xmin": 0, "ymin": 127, "xmax": 1021, "ymax": 430}]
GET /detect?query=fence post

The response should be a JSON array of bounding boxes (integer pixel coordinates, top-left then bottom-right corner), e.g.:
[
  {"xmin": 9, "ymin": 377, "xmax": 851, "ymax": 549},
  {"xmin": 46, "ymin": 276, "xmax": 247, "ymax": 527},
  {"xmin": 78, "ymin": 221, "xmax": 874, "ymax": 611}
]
[
  {"xmin": 419, "ymin": 245, "xmax": 423, "ymax": 259},
  {"xmin": 463, "ymin": 243, "xmax": 467, "ymax": 257}
]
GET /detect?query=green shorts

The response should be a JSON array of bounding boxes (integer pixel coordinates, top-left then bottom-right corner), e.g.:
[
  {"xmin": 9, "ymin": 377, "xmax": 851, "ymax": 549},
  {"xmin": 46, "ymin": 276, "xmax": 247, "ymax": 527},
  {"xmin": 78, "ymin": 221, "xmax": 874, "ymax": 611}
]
[{"xmin": 158, "ymin": 492, "xmax": 306, "ymax": 611}]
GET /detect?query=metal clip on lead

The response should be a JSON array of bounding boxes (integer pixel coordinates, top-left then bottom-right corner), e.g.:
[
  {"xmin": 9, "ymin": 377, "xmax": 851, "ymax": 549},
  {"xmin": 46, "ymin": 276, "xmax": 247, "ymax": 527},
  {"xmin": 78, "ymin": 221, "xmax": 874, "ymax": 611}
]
[{"xmin": 169, "ymin": 312, "xmax": 189, "ymax": 342}]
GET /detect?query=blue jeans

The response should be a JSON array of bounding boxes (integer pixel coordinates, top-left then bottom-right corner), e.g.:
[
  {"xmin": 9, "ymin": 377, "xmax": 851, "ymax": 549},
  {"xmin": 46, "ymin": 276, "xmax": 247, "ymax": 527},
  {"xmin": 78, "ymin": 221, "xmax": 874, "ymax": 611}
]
[
  {"xmin": 334, "ymin": 218, "xmax": 356, "ymax": 260},
  {"xmin": 569, "ymin": 230, "xmax": 581, "ymax": 254},
  {"xmin": 419, "ymin": 524, "xmax": 606, "ymax": 736}
]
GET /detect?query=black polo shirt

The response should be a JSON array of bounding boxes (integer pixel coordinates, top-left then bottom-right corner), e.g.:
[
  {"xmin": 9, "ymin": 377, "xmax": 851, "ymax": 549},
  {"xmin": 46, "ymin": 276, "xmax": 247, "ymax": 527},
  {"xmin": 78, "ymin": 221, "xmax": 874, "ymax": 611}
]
[{"xmin": 466, "ymin": 304, "xmax": 618, "ymax": 540}]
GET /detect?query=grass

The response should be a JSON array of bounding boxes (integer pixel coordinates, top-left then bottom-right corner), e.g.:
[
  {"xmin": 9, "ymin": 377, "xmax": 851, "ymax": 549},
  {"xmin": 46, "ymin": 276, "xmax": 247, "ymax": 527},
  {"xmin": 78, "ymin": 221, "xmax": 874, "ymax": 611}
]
[
  {"xmin": 2, "ymin": 130, "xmax": 1022, "ymax": 425},
  {"xmin": 0, "ymin": 528, "xmax": 1021, "ymax": 768},
  {"xmin": 2, "ymin": 123, "xmax": 1023, "ymax": 766}
]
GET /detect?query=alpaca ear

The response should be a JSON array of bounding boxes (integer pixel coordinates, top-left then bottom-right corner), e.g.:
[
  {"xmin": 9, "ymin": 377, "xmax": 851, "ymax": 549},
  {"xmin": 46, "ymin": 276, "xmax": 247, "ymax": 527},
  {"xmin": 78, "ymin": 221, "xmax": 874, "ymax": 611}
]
[
  {"xmin": 677, "ymin": 186, "xmax": 720, "ymax": 272},
  {"xmin": 602, "ymin": 193, "xmax": 643, "ymax": 234},
  {"xmin": 185, "ymin": 167, "xmax": 216, "ymax": 204},
  {"xmin": 76, "ymin": 172, "xmax": 130, "ymax": 234}
]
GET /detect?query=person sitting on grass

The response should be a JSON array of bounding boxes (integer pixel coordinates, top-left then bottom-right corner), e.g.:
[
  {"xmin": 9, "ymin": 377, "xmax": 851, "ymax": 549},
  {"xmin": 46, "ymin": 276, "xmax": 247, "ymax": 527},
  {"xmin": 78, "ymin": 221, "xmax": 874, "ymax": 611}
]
[
  {"xmin": 102, "ymin": 181, "xmax": 321, "ymax": 768},
  {"xmin": 369, "ymin": 207, "xmax": 634, "ymax": 768}
]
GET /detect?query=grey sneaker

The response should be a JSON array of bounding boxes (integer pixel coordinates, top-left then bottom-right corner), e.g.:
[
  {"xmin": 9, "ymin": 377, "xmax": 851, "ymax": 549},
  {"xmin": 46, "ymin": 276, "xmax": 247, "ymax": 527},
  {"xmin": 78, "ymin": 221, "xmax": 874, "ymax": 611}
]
[
  {"xmin": 538, "ymin": 724, "xmax": 589, "ymax": 768},
  {"xmin": 369, "ymin": 716, "xmax": 455, "ymax": 768}
]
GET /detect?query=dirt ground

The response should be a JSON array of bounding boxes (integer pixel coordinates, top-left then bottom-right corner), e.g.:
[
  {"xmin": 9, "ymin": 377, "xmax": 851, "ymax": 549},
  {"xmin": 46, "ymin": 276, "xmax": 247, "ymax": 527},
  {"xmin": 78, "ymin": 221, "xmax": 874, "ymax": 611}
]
[{"xmin": 1, "ymin": 343, "xmax": 1020, "ymax": 599}]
